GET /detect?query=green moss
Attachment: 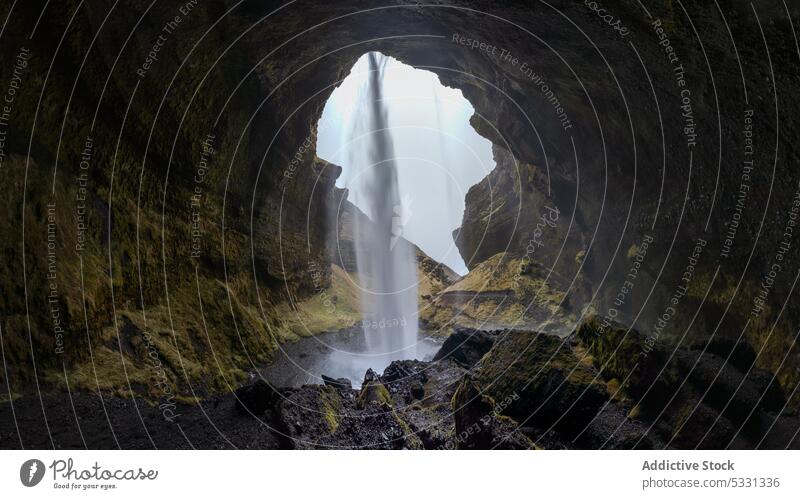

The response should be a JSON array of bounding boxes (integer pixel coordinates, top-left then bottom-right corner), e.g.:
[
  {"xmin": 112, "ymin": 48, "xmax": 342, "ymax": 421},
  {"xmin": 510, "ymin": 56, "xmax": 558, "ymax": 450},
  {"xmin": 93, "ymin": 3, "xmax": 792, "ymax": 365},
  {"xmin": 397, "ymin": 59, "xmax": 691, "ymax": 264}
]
[
  {"xmin": 272, "ymin": 265, "xmax": 361, "ymax": 338},
  {"xmin": 0, "ymin": 391, "xmax": 22, "ymax": 404},
  {"xmin": 356, "ymin": 381, "xmax": 392, "ymax": 409},
  {"xmin": 475, "ymin": 330, "xmax": 606, "ymax": 416},
  {"xmin": 576, "ymin": 315, "xmax": 644, "ymax": 385},
  {"xmin": 391, "ymin": 410, "xmax": 423, "ymax": 449},
  {"xmin": 422, "ymin": 252, "xmax": 575, "ymax": 333},
  {"xmin": 318, "ymin": 387, "xmax": 343, "ymax": 434}
]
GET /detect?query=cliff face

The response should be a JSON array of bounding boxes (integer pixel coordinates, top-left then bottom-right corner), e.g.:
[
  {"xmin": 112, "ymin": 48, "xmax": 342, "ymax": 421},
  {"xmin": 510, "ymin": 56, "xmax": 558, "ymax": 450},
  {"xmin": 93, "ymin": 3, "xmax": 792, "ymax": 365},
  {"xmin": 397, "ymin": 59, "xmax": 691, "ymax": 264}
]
[{"xmin": 1, "ymin": 0, "xmax": 799, "ymax": 409}]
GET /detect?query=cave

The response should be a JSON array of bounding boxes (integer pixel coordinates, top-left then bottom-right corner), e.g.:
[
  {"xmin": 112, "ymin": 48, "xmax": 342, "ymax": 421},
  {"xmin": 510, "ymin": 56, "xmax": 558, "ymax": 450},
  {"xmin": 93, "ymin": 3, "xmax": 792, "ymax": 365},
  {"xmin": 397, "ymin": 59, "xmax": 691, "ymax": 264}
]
[{"xmin": 0, "ymin": 0, "xmax": 799, "ymax": 452}]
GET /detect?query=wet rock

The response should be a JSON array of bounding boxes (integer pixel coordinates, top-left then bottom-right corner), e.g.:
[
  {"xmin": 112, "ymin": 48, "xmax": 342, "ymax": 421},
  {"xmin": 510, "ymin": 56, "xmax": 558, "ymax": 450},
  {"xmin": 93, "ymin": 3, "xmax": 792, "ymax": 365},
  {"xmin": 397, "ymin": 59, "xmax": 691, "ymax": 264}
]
[
  {"xmin": 433, "ymin": 328, "xmax": 499, "ymax": 368},
  {"xmin": 576, "ymin": 402, "xmax": 662, "ymax": 450},
  {"xmin": 325, "ymin": 405, "xmax": 423, "ymax": 450},
  {"xmin": 692, "ymin": 337, "xmax": 758, "ymax": 373},
  {"xmin": 384, "ymin": 359, "xmax": 467, "ymax": 449},
  {"xmin": 473, "ymin": 330, "xmax": 609, "ymax": 439},
  {"xmin": 452, "ymin": 375, "xmax": 533, "ymax": 449},
  {"xmin": 667, "ymin": 399, "xmax": 743, "ymax": 450},
  {"xmin": 684, "ymin": 351, "xmax": 786, "ymax": 425},
  {"xmin": 275, "ymin": 382, "xmax": 424, "ymax": 449},
  {"xmin": 575, "ymin": 315, "xmax": 679, "ymax": 409},
  {"xmin": 575, "ymin": 315, "xmax": 790, "ymax": 447},
  {"xmin": 362, "ymin": 368, "xmax": 380, "ymax": 384},
  {"xmin": 382, "ymin": 361, "xmax": 427, "ymax": 385},
  {"xmin": 276, "ymin": 385, "xmax": 345, "ymax": 449},
  {"xmin": 321, "ymin": 374, "xmax": 353, "ymax": 393}
]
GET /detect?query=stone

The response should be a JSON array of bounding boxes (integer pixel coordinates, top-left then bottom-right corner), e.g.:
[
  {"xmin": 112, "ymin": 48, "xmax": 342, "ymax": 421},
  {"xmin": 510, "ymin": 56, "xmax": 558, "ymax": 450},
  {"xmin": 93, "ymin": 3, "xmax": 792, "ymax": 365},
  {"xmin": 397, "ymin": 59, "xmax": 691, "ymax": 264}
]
[
  {"xmin": 321, "ymin": 374, "xmax": 353, "ymax": 392},
  {"xmin": 452, "ymin": 375, "xmax": 533, "ymax": 449},
  {"xmin": 473, "ymin": 330, "xmax": 609, "ymax": 439},
  {"xmin": 433, "ymin": 327, "xmax": 499, "ymax": 368},
  {"xmin": 356, "ymin": 369, "xmax": 393, "ymax": 409}
]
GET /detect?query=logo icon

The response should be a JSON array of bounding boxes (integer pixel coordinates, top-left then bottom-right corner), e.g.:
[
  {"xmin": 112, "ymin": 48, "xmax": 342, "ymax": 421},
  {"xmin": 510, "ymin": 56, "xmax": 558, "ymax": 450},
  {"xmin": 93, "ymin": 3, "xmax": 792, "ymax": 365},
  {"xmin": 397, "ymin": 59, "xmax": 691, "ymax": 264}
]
[{"xmin": 20, "ymin": 459, "xmax": 45, "ymax": 487}]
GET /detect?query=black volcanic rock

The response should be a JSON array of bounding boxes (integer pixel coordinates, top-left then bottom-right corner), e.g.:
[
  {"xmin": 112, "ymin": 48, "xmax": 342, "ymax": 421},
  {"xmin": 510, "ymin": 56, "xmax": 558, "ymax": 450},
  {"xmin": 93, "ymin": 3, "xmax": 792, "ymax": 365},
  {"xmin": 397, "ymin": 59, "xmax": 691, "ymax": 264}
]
[
  {"xmin": 472, "ymin": 330, "xmax": 609, "ymax": 439},
  {"xmin": 321, "ymin": 374, "xmax": 353, "ymax": 393},
  {"xmin": 575, "ymin": 315, "xmax": 791, "ymax": 448},
  {"xmin": 433, "ymin": 328, "xmax": 500, "ymax": 368},
  {"xmin": 452, "ymin": 375, "xmax": 533, "ymax": 449},
  {"xmin": 381, "ymin": 359, "xmax": 467, "ymax": 449}
]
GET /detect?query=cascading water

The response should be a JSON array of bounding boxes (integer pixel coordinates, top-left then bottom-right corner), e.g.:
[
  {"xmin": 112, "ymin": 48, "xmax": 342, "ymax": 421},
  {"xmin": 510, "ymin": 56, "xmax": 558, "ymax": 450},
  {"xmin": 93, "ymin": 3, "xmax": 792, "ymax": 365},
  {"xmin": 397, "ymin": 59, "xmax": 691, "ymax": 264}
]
[
  {"xmin": 270, "ymin": 50, "xmax": 493, "ymax": 387},
  {"xmin": 351, "ymin": 52, "xmax": 420, "ymax": 365},
  {"xmin": 313, "ymin": 52, "xmax": 426, "ymax": 384}
]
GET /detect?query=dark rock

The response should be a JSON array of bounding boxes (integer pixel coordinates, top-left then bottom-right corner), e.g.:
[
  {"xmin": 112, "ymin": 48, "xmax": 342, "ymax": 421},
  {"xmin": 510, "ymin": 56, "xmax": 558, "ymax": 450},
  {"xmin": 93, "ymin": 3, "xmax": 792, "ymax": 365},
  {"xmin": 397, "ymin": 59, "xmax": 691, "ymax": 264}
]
[
  {"xmin": 321, "ymin": 374, "xmax": 353, "ymax": 392},
  {"xmin": 362, "ymin": 368, "xmax": 380, "ymax": 384},
  {"xmin": 575, "ymin": 402, "xmax": 662, "ymax": 450},
  {"xmin": 452, "ymin": 375, "xmax": 533, "ymax": 449},
  {"xmin": 684, "ymin": 351, "xmax": 773, "ymax": 423},
  {"xmin": 691, "ymin": 337, "xmax": 758, "ymax": 373},
  {"xmin": 473, "ymin": 330, "xmax": 609, "ymax": 440},
  {"xmin": 234, "ymin": 380, "xmax": 279, "ymax": 415},
  {"xmin": 382, "ymin": 361, "xmax": 427, "ymax": 384},
  {"xmin": 275, "ymin": 385, "xmax": 345, "ymax": 449},
  {"xmin": 576, "ymin": 316, "xmax": 681, "ymax": 411},
  {"xmin": 743, "ymin": 369, "xmax": 786, "ymax": 413},
  {"xmin": 275, "ymin": 383, "xmax": 423, "ymax": 449},
  {"xmin": 667, "ymin": 399, "xmax": 743, "ymax": 450},
  {"xmin": 410, "ymin": 382, "xmax": 425, "ymax": 400},
  {"xmin": 576, "ymin": 316, "xmax": 790, "ymax": 447},
  {"xmin": 433, "ymin": 328, "xmax": 499, "ymax": 368},
  {"xmin": 384, "ymin": 359, "xmax": 467, "ymax": 449}
]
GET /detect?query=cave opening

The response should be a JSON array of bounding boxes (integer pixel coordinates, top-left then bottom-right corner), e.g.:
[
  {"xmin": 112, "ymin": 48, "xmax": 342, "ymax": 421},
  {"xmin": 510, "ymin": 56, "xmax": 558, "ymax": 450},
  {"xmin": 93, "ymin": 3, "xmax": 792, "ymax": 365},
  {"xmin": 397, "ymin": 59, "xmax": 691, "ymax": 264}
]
[{"xmin": 316, "ymin": 51, "xmax": 496, "ymax": 277}]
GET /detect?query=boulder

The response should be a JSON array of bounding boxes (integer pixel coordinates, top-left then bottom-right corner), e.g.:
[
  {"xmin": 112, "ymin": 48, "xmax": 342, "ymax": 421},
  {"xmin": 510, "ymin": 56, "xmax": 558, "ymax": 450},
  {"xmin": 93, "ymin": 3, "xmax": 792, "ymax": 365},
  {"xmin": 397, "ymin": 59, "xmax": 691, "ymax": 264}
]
[
  {"xmin": 276, "ymin": 385, "xmax": 344, "ymax": 449},
  {"xmin": 473, "ymin": 330, "xmax": 609, "ymax": 439},
  {"xmin": 575, "ymin": 315, "xmax": 680, "ymax": 411},
  {"xmin": 356, "ymin": 369, "xmax": 392, "ymax": 409},
  {"xmin": 433, "ymin": 328, "xmax": 499, "ymax": 368},
  {"xmin": 382, "ymin": 361, "xmax": 428, "ymax": 384},
  {"xmin": 382, "ymin": 359, "xmax": 467, "ymax": 449},
  {"xmin": 452, "ymin": 375, "xmax": 533, "ymax": 449},
  {"xmin": 321, "ymin": 374, "xmax": 353, "ymax": 393},
  {"xmin": 576, "ymin": 316, "xmax": 790, "ymax": 447},
  {"xmin": 410, "ymin": 382, "xmax": 425, "ymax": 400}
]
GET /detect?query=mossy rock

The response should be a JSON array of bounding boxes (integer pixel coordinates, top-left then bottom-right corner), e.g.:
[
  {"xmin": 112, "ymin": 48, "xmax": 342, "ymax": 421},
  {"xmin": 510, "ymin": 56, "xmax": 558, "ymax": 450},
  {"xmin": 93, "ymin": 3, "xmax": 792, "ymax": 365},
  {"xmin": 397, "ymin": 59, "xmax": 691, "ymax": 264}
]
[
  {"xmin": 276, "ymin": 385, "xmax": 344, "ymax": 448},
  {"xmin": 356, "ymin": 369, "xmax": 392, "ymax": 409},
  {"xmin": 576, "ymin": 315, "xmax": 680, "ymax": 412},
  {"xmin": 452, "ymin": 374, "xmax": 533, "ymax": 449},
  {"xmin": 473, "ymin": 330, "xmax": 608, "ymax": 438}
]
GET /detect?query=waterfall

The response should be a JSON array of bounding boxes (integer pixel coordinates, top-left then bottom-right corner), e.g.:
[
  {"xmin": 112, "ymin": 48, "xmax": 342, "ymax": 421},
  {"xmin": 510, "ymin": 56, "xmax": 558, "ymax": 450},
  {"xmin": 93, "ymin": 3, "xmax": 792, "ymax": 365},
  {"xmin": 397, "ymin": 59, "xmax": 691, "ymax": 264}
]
[
  {"xmin": 314, "ymin": 50, "xmax": 493, "ymax": 384},
  {"xmin": 317, "ymin": 52, "xmax": 423, "ymax": 383},
  {"xmin": 351, "ymin": 52, "xmax": 420, "ymax": 366}
]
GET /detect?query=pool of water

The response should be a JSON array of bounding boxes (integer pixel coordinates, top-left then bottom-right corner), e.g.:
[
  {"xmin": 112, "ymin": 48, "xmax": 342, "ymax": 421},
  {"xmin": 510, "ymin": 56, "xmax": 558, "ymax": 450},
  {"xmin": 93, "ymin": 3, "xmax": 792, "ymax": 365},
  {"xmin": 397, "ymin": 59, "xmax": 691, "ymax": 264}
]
[{"xmin": 260, "ymin": 327, "xmax": 442, "ymax": 388}]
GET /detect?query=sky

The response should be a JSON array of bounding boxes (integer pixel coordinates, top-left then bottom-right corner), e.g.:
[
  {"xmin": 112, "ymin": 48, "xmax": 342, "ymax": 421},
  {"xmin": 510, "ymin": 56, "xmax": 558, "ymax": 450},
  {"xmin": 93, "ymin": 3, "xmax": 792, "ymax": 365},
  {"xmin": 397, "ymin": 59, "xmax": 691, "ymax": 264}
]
[{"xmin": 316, "ymin": 53, "xmax": 495, "ymax": 276}]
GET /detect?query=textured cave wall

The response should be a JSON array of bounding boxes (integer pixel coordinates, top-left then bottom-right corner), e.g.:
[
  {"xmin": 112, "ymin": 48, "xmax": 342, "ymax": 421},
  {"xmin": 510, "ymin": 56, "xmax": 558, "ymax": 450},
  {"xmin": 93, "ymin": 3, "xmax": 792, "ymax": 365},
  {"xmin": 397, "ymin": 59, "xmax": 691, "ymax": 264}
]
[{"xmin": 1, "ymin": 0, "xmax": 799, "ymax": 402}]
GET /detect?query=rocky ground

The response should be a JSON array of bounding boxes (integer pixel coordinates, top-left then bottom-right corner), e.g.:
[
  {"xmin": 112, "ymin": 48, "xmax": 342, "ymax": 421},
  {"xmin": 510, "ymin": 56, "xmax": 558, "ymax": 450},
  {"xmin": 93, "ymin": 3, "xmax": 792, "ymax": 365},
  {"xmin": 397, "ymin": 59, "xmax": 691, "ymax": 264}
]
[{"xmin": 3, "ymin": 319, "xmax": 798, "ymax": 450}]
